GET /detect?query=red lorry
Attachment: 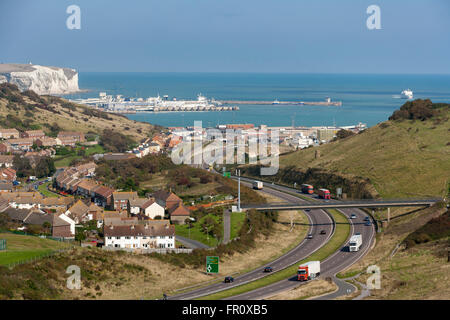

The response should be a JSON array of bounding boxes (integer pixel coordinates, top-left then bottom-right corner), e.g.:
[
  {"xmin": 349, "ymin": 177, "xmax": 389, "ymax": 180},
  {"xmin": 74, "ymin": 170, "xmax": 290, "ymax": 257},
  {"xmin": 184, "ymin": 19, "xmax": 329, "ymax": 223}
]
[
  {"xmin": 317, "ymin": 188, "xmax": 331, "ymax": 200},
  {"xmin": 301, "ymin": 184, "xmax": 314, "ymax": 194},
  {"xmin": 297, "ymin": 261, "xmax": 321, "ymax": 281}
]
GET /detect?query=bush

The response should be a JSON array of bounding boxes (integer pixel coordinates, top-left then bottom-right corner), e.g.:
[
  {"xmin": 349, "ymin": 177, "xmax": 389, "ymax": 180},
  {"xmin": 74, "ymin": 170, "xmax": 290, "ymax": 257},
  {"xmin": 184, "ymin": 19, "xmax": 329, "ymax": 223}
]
[
  {"xmin": 389, "ymin": 99, "xmax": 438, "ymax": 121},
  {"xmin": 99, "ymin": 129, "xmax": 134, "ymax": 153}
]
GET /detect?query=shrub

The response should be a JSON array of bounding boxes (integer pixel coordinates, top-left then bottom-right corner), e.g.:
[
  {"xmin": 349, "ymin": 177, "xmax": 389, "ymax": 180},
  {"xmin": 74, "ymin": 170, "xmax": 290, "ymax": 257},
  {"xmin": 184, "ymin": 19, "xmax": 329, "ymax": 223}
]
[{"xmin": 389, "ymin": 99, "xmax": 436, "ymax": 121}]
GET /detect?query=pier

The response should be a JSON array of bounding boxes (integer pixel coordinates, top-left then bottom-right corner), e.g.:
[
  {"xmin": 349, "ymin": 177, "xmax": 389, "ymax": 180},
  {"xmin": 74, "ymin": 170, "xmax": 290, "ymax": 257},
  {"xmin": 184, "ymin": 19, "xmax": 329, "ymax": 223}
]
[{"xmin": 219, "ymin": 100, "xmax": 342, "ymax": 106}]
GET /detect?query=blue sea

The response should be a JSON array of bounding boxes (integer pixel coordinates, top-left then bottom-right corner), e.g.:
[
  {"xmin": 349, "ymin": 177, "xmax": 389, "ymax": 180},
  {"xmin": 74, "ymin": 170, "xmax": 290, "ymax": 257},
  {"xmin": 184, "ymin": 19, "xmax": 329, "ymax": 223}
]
[{"xmin": 64, "ymin": 73, "xmax": 450, "ymax": 128}]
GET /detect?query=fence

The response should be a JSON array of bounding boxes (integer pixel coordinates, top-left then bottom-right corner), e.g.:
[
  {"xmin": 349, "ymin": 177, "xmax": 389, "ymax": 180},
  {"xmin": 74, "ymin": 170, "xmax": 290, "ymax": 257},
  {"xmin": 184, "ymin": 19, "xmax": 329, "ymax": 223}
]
[
  {"xmin": 2, "ymin": 248, "xmax": 70, "ymax": 269},
  {"xmin": 0, "ymin": 230, "xmax": 75, "ymax": 243},
  {"xmin": 102, "ymin": 246, "xmax": 193, "ymax": 254}
]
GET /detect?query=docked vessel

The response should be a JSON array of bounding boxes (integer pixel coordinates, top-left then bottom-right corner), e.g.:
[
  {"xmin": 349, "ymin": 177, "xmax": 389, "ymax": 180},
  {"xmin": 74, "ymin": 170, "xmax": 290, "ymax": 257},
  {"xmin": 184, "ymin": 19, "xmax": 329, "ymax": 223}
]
[
  {"xmin": 401, "ymin": 89, "xmax": 414, "ymax": 99},
  {"xmin": 272, "ymin": 99, "xmax": 280, "ymax": 105},
  {"xmin": 70, "ymin": 92, "xmax": 238, "ymax": 113}
]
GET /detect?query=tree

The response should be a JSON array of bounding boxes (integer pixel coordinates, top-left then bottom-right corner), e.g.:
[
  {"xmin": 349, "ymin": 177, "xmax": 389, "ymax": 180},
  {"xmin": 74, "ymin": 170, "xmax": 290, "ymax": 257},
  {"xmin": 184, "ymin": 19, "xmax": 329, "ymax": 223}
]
[
  {"xmin": 13, "ymin": 155, "xmax": 32, "ymax": 178},
  {"xmin": 335, "ymin": 129, "xmax": 355, "ymax": 140},
  {"xmin": 34, "ymin": 157, "xmax": 56, "ymax": 178},
  {"xmin": 42, "ymin": 221, "xmax": 52, "ymax": 234},
  {"xmin": 389, "ymin": 99, "xmax": 435, "ymax": 121}
]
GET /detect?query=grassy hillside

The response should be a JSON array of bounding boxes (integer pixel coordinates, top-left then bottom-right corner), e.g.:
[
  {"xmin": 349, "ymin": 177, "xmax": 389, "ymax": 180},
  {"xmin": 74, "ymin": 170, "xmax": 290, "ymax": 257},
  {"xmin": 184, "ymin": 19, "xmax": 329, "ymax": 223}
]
[
  {"xmin": 279, "ymin": 102, "xmax": 450, "ymax": 198},
  {"xmin": 337, "ymin": 203, "xmax": 449, "ymax": 300},
  {"xmin": 0, "ymin": 83, "xmax": 157, "ymax": 143},
  {"xmin": 0, "ymin": 233, "xmax": 72, "ymax": 266}
]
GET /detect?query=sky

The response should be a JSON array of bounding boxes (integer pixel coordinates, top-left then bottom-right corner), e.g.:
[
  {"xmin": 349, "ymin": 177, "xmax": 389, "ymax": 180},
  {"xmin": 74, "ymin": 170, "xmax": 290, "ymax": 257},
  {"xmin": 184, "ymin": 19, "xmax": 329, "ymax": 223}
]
[{"xmin": 0, "ymin": 0, "xmax": 449, "ymax": 73}]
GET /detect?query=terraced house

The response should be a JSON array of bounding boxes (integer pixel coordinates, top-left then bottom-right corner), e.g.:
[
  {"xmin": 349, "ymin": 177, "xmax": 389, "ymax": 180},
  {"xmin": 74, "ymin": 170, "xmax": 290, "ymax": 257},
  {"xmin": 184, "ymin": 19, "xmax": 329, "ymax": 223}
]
[
  {"xmin": 104, "ymin": 223, "xmax": 175, "ymax": 249},
  {"xmin": 0, "ymin": 128, "xmax": 20, "ymax": 139},
  {"xmin": 112, "ymin": 191, "xmax": 138, "ymax": 210}
]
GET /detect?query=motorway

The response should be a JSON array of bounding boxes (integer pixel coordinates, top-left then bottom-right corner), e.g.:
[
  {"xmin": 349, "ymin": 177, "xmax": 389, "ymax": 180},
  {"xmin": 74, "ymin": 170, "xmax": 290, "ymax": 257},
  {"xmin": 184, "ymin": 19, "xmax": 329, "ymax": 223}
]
[
  {"xmin": 225, "ymin": 207, "xmax": 375, "ymax": 300},
  {"xmin": 170, "ymin": 183, "xmax": 334, "ymax": 300},
  {"xmin": 171, "ymin": 176, "xmax": 375, "ymax": 300}
]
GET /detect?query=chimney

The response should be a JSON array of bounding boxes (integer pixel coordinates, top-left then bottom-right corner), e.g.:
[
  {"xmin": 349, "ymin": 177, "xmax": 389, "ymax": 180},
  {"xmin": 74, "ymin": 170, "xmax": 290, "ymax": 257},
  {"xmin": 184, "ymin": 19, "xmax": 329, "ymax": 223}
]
[{"xmin": 131, "ymin": 225, "xmax": 135, "ymax": 229}]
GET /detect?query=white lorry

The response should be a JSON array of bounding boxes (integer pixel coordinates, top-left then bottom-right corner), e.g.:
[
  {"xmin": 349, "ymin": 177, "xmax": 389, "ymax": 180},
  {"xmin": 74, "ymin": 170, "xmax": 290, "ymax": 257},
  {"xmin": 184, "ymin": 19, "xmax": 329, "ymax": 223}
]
[
  {"xmin": 297, "ymin": 261, "xmax": 321, "ymax": 281},
  {"xmin": 253, "ymin": 181, "xmax": 263, "ymax": 190},
  {"xmin": 349, "ymin": 234, "xmax": 363, "ymax": 252}
]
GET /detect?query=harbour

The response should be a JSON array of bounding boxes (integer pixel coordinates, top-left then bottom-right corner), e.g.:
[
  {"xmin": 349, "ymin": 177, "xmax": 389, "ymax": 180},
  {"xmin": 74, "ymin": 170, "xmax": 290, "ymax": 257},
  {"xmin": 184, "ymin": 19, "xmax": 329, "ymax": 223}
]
[{"xmin": 219, "ymin": 98, "xmax": 342, "ymax": 106}]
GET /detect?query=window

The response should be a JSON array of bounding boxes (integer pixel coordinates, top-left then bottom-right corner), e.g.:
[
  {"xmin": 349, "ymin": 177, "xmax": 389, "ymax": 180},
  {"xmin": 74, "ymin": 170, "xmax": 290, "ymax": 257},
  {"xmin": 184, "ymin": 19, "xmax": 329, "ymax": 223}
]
[
  {"xmin": 134, "ymin": 236, "xmax": 138, "ymax": 239},
  {"xmin": 143, "ymin": 237, "xmax": 147, "ymax": 239},
  {"xmin": 168, "ymin": 236, "xmax": 173, "ymax": 239},
  {"xmin": 126, "ymin": 236, "xmax": 131, "ymax": 239},
  {"xmin": 116, "ymin": 236, "xmax": 121, "ymax": 240},
  {"xmin": 108, "ymin": 237, "xmax": 112, "ymax": 239}
]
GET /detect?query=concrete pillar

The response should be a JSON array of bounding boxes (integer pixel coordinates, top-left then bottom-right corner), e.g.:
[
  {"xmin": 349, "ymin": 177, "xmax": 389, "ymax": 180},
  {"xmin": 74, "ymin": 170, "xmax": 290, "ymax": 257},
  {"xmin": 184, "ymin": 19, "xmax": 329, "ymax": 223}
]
[{"xmin": 387, "ymin": 207, "xmax": 391, "ymax": 223}]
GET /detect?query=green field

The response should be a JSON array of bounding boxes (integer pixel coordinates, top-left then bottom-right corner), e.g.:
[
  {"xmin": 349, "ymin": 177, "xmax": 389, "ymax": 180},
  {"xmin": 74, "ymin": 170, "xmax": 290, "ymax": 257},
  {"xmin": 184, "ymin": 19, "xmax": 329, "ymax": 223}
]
[
  {"xmin": 198, "ymin": 209, "xmax": 350, "ymax": 300},
  {"xmin": 175, "ymin": 214, "xmax": 222, "ymax": 247},
  {"xmin": 37, "ymin": 181, "xmax": 59, "ymax": 198},
  {"xmin": 175, "ymin": 211, "xmax": 247, "ymax": 247},
  {"xmin": 54, "ymin": 144, "xmax": 105, "ymax": 168},
  {"xmin": 0, "ymin": 233, "xmax": 72, "ymax": 266},
  {"xmin": 230, "ymin": 212, "xmax": 246, "ymax": 240}
]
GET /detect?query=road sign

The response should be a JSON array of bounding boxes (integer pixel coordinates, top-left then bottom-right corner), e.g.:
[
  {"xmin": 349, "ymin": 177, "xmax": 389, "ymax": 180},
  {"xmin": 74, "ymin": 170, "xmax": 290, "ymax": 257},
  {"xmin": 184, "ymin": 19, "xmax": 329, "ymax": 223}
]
[
  {"xmin": 0, "ymin": 239, "xmax": 6, "ymax": 251},
  {"xmin": 206, "ymin": 256, "xmax": 219, "ymax": 274}
]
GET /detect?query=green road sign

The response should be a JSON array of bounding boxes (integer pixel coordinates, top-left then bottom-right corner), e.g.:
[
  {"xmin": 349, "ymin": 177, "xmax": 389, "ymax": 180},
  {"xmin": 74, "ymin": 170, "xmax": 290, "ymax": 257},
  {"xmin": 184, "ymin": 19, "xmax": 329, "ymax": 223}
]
[
  {"xmin": 206, "ymin": 256, "xmax": 219, "ymax": 274},
  {"xmin": 223, "ymin": 172, "xmax": 231, "ymax": 178},
  {"xmin": 0, "ymin": 239, "xmax": 6, "ymax": 251}
]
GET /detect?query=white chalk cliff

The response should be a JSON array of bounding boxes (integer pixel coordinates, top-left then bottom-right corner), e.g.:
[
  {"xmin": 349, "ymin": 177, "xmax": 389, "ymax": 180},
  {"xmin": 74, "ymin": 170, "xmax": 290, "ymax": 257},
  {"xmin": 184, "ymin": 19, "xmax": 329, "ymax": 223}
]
[{"xmin": 0, "ymin": 63, "xmax": 80, "ymax": 95}]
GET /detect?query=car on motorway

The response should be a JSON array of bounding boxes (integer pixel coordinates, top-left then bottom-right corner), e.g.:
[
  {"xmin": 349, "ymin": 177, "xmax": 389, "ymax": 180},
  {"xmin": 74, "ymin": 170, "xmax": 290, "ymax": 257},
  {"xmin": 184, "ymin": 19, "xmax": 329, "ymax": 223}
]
[
  {"xmin": 320, "ymin": 230, "xmax": 326, "ymax": 235},
  {"xmin": 307, "ymin": 234, "xmax": 313, "ymax": 239},
  {"xmin": 224, "ymin": 276, "xmax": 234, "ymax": 283},
  {"xmin": 350, "ymin": 214, "xmax": 357, "ymax": 219},
  {"xmin": 365, "ymin": 221, "xmax": 372, "ymax": 226},
  {"xmin": 263, "ymin": 267, "xmax": 273, "ymax": 273},
  {"xmin": 305, "ymin": 209, "xmax": 311, "ymax": 212}
]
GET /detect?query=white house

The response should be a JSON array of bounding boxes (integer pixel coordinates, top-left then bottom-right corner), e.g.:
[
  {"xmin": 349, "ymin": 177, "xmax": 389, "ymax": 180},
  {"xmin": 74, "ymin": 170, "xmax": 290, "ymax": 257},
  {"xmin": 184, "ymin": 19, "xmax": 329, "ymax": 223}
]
[
  {"xmin": 58, "ymin": 213, "xmax": 76, "ymax": 236},
  {"xmin": 128, "ymin": 198, "xmax": 164, "ymax": 219},
  {"xmin": 128, "ymin": 198, "xmax": 149, "ymax": 215},
  {"xmin": 104, "ymin": 224, "xmax": 175, "ymax": 249},
  {"xmin": 141, "ymin": 200, "xmax": 165, "ymax": 219}
]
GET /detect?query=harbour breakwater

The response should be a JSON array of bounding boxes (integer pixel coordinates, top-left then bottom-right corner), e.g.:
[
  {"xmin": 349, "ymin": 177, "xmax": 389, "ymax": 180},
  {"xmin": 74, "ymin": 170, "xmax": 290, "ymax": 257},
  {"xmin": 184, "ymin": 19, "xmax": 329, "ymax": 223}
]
[
  {"xmin": 220, "ymin": 100, "xmax": 342, "ymax": 106},
  {"xmin": 111, "ymin": 105, "xmax": 239, "ymax": 114}
]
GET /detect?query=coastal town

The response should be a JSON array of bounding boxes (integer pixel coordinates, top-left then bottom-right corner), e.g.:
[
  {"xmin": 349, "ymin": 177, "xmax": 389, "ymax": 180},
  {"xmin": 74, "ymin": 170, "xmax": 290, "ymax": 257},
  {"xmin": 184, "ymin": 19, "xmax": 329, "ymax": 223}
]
[{"xmin": 0, "ymin": 120, "xmax": 366, "ymax": 251}]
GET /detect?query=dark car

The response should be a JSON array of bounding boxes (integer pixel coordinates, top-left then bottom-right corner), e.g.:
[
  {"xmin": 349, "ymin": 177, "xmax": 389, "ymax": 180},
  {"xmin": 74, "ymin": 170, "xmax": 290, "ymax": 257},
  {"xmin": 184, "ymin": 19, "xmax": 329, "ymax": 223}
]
[
  {"xmin": 224, "ymin": 276, "xmax": 234, "ymax": 283},
  {"xmin": 320, "ymin": 230, "xmax": 326, "ymax": 235},
  {"xmin": 365, "ymin": 221, "xmax": 372, "ymax": 226},
  {"xmin": 305, "ymin": 209, "xmax": 311, "ymax": 212},
  {"xmin": 263, "ymin": 267, "xmax": 273, "ymax": 273}
]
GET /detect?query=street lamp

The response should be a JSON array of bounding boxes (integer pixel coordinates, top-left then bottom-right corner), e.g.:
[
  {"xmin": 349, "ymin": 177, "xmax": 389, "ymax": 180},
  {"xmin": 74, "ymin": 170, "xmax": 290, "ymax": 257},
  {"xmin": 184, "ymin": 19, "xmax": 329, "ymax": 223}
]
[
  {"xmin": 188, "ymin": 217, "xmax": 195, "ymax": 240},
  {"xmin": 236, "ymin": 169, "xmax": 241, "ymax": 212}
]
